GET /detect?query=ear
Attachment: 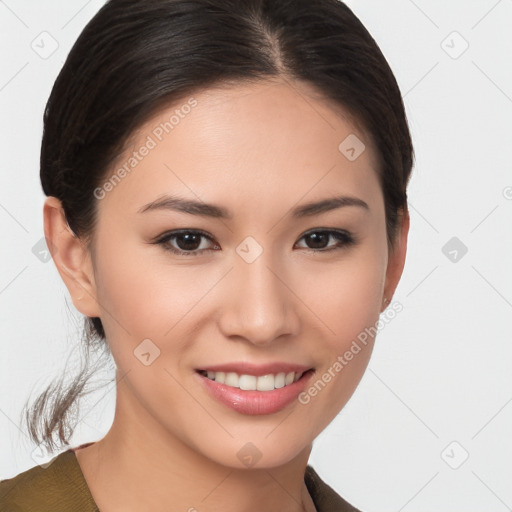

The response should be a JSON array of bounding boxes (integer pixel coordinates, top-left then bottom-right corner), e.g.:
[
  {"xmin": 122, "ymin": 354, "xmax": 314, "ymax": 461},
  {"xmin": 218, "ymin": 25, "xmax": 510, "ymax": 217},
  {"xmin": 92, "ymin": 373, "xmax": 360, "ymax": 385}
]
[
  {"xmin": 43, "ymin": 196, "xmax": 101, "ymax": 318},
  {"xmin": 382, "ymin": 206, "xmax": 410, "ymax": 311}
]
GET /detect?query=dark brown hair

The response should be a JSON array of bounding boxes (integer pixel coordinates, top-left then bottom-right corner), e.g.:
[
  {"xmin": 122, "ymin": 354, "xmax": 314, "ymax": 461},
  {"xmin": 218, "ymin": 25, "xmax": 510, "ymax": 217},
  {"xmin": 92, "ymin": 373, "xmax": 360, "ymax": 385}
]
[{"xmin": 24, "ymin": 0, "xmax": 414, "ymax": 451}]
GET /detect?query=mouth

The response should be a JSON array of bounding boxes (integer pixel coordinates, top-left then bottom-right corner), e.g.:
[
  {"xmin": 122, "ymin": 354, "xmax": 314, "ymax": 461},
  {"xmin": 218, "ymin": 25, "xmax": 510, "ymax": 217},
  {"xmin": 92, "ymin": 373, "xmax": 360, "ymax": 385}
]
[
  {"xmin": 195, "ymin": 368, "xmax": 315, "ymax": 392},
  {"xmin": 194, "ymin": 367, "xmax": 316, "ymax": 415}
]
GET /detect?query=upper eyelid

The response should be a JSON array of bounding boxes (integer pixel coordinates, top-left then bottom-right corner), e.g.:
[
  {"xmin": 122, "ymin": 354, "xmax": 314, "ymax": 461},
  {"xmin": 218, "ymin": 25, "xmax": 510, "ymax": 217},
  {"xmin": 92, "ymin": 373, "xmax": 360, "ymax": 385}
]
[{"xmin": 160, "ymin": 229, "xmax": 216, "ymax": 244}]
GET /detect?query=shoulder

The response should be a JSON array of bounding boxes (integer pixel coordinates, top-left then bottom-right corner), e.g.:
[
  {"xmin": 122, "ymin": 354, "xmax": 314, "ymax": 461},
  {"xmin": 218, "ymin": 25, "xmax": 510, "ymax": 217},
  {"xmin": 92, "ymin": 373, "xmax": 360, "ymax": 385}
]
[
  {"xmin": 0, "ymin": 450, "xmax": 98, "ymax": 512},
  {"xmin": 305, "ymin": 465, "xmax": 363, "ymax": 512}
]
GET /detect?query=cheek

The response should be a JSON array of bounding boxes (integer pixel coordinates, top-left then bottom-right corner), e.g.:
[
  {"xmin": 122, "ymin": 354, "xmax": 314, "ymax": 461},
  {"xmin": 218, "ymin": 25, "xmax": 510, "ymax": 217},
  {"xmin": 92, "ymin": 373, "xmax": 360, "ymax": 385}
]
[
  {"xmin": 92, "ymin": 231, "xmax": 222, "ymax": 365},
  {"xmin": 300, "ymin": 247, "xmax": 386, "ymax": 347},
  {"xmin": 295, "ymin": 246, "xmax": 385, "ymax": 415},
  {"xmin": 92, "ymin": 231, "xmax": 177, "ymax": 330}
]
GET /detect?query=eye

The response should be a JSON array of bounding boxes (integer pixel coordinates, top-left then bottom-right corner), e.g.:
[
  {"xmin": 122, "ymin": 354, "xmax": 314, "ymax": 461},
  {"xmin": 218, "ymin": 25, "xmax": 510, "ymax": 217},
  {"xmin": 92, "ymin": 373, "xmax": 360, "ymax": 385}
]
[
  {"xmin": 153, "ymin": 228, "xmax": 356, "ymax": 257},
  {"xmin": 296, "ymin": 229, "xmax": 356, "ymax": 252},
  {"xmin": 155, "ymin": 229, "xmax": 218, "ymax": 257}
]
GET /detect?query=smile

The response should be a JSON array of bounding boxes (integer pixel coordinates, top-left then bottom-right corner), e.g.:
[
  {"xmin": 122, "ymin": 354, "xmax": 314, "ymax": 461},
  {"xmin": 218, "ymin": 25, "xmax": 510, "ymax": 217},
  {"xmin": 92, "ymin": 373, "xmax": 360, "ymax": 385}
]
[
  {"xmin": 195, "ymin": 368, "xmax": 316, "ymax": 415},
  {"xmin": 196, "ymin": 370, "xmax": 306, "ymax": 391}
]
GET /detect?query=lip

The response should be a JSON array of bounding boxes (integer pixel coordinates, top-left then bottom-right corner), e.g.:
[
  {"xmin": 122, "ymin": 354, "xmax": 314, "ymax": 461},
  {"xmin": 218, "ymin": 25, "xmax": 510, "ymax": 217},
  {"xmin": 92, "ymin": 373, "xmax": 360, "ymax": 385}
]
[
  {"xmin": 196, "ymin": 361, "xmax": 313, "ymax": 377},
  {"xmin": 195, "ymin": 368, "xmax": 315, "ymax": 415}
]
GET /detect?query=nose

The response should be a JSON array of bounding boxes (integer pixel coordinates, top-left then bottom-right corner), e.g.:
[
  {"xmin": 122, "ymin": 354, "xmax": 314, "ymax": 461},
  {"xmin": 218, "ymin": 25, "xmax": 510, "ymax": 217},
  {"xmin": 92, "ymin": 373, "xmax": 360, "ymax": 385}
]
[{"xmin": 217, "ymin": 249, "xmax": 301, "ymax": 347}]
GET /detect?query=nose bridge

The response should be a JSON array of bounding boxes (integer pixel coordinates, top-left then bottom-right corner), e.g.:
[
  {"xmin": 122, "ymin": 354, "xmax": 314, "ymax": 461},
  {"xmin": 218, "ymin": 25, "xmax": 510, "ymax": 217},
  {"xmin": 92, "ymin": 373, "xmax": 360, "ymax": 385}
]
[{"xmin": 219, "ymin": 241, "xmax": 299, "ymax": 344}]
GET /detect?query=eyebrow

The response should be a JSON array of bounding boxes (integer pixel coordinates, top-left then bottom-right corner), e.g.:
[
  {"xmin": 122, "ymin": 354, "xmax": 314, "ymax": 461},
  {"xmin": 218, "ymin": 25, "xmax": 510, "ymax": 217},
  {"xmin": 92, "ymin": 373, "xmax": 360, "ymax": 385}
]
[{"xmin": 137, "ymin": 194, "xmax": 369, "ymax": 219}]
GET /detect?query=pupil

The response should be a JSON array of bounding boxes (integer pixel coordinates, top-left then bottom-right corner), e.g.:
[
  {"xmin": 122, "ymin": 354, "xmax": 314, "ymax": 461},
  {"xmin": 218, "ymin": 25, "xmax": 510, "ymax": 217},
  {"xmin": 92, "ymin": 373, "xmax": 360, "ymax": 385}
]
[
  {"xmin": 179, "ymin": 233, "xmax": 200, "ymax": 250},
  {"xmin": 307, "ymin": 232, "xmax": 327, "ymax": 249}
]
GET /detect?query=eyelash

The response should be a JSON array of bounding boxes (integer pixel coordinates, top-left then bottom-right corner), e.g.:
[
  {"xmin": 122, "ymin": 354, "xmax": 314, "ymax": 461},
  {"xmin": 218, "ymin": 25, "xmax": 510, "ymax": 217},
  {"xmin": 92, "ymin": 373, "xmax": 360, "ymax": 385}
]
[{"xmin": 153, "ymin": 228, "xmax": 357, "ymax": 257}]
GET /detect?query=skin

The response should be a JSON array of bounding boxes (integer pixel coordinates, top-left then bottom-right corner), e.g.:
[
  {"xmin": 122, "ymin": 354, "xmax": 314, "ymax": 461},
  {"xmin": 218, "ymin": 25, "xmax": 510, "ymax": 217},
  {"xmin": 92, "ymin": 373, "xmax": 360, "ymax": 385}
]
[{"xmin": 44, "ymin": 78, "xmax": 409, "ymax": 512}]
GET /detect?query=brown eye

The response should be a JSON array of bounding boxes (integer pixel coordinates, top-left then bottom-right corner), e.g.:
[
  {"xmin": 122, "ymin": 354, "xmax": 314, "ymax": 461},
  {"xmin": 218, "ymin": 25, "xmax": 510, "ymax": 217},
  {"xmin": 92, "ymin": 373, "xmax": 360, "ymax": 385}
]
[
  {"xmin": 173, "ymin": 232, "xmax": 203, "ymax": 251},
  {"xmin": 296, "ymin": 230, "xmax": 356, "ymax": 252},
  {"xmin": 154, "ymin": 228, "xmax": 356, "ymax": 257},
  {"xmin": 155, "ymin": 230, "xmax": 217, "ymax": 257}
]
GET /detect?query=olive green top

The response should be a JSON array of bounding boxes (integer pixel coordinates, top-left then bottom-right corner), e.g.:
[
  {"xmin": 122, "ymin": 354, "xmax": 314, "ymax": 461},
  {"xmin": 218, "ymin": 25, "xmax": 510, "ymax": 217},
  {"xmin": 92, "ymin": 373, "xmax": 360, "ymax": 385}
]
[{"xmin": 0, "ymin": 449, "xmax": 362, "ymax": 511}]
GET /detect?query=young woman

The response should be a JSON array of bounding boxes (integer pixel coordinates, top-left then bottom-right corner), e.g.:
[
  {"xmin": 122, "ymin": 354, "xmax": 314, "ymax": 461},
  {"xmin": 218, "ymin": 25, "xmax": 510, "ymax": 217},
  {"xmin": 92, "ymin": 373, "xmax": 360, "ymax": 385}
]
[{"xmin": 0, "ymin": 0, "xmax": 413, "ymax": 510}]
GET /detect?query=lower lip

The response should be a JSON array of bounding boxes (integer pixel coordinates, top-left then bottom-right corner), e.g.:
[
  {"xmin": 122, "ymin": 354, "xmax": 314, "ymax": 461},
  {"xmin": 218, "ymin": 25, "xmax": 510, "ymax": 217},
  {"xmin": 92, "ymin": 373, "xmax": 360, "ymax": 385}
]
[{"xmin": 195, "ymin": 369, "xmax": 315, "ymax": 415}]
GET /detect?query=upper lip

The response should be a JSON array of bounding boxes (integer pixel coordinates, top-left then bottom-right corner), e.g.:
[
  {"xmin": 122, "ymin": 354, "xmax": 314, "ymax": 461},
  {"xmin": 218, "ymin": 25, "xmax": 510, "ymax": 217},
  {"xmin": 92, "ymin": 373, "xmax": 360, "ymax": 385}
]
[{"xmin": 196, "ymin": 362, "xmax": 313, "ymax": 377}]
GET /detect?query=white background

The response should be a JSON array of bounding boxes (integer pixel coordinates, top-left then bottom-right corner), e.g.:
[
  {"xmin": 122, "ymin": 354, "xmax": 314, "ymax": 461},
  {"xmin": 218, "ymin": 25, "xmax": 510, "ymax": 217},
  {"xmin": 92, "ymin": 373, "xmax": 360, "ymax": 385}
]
[{"xmin": 1, "ymin": 1, "xmax": 511, "ymax": 511}]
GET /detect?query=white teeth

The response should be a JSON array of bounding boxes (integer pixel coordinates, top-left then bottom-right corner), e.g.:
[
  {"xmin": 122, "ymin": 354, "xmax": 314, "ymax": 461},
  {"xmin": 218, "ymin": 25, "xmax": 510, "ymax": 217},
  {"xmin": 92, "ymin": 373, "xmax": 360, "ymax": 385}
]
[
  {"xmin": 239, "ymin": 374, "xmax": 257, "ymax": 390},
  {"xmin": 201, "ymin": 370, "xmax": 305, "ymax": 391},
  {"xmin": 225, "ymin": 372, "xmax": 239, "ymax": 387}
]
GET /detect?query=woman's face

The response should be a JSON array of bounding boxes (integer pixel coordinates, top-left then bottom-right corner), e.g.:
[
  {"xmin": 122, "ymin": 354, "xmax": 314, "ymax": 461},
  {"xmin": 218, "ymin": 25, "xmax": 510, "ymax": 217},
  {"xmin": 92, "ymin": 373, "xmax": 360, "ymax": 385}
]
[{"xmin": 59, "ymin": 78, "xmax": 407, "ymax": 469}]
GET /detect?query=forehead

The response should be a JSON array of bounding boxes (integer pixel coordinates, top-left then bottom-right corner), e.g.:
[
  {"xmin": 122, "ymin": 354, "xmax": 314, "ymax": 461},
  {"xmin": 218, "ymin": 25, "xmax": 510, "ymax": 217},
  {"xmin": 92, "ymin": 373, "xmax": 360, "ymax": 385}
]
[{"xmin": 100, "ymin": 79, "xmax": 382, "ymax": 217}]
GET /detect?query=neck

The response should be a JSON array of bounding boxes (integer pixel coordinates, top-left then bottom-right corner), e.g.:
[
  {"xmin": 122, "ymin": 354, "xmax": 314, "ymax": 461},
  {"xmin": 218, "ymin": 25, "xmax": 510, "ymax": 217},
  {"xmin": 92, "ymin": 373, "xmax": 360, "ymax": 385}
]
[{"xmin": 74, "ymin": 375, "xmax": 316, "ymax": 512}]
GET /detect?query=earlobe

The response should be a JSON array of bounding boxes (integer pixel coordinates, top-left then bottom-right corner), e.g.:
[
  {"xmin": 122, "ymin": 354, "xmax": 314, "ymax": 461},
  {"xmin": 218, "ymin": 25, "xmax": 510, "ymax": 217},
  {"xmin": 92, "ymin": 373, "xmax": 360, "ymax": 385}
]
[
  {"xmin": 43, "ymin": 196, "xmax": 101, "ymax": 318},
  {"xmin": 382, "ymin": 207, "xmax": 410, "ymax": 309}
]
